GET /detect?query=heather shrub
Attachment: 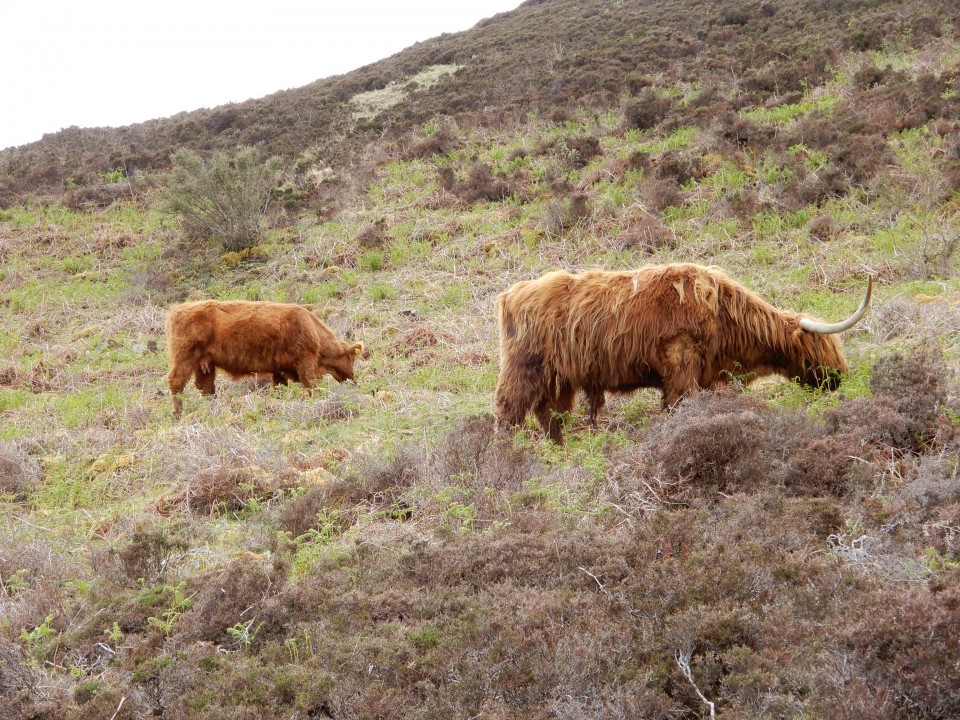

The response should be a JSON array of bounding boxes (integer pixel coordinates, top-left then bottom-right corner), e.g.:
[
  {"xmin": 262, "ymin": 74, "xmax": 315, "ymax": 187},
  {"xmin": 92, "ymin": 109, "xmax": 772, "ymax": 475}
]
[
  {"xmin": 401, "ymin": 125, "xmax": 459, "ymax": 159},
  {"xmin": 833, "ymin": 133, "xmax": 891, "ymax": 185},
  {"xmin": 0, "ymin": 537, "xmax": 79, "ymax": 640},
  {"xmin": 620, "ymin": 89, "xmax": 672, "ymax": 131},
  {"xmin": 823, "ymin": 396, "xmax": 920, "ymax": 452},
  {"xmin": 558, "ymin": 135, "xmax": 602, "ymax": 169},
  {"xmin": 853, "ymin": 61, "xmax": 889, "ymax": 89},
  {"xmin": 0, "ymin": 638, "xmax": 34, "ymax": 716},
  {"xmin": 885, "ymin": 454, "xmax": 960, "ymax": 527},
  {"xmin": 780, "ymin": 435, "xmax": 862, "ymax": 496},
  {"xmin": 276, "ymin": 446, "xmax": 422, "ymax": 538},
  {"xmin": 655, "ymin": 150, "xmax": 705, "ymax": 184},
  {"xmin": 724, "ymin": 188, "xmax": 769, "ymax": 220},
  {"xmin": 617, "ymin": 212, "xmax": 674, "ymax": 252},
  {"xmin": 870, "ymin": 345, "xmax": 950, "ymax": 447},
  {"xmin": 165, "ymin": 146, "xmax": 282, "ymax": 251},
  {"xmin": 641, "ymin": 177, "xmax": 684, "ymax": 213},
  {"xmin": 849, "ymin": 585, "xmax": 960, "ymax": 719},
  {"xmin": 808, "ymin": 213, "xmax": 836, "ymax": 241},
  {"xmin": 176, "ymin": 555, "xmax": 283, "ymax": 644},
  {"xmin": 643, "ymin": 390, "xmax": 781, "ymax": 493},
  {"xmin": 434, "ymin": 415, "xmax": 538, "ymax": 500},
  {"xmin": 162, "ymin": 461, "xmax": 299, "ymax": 517},
  {"xmin": 448, "ymin": 162, "xmax": 515, "ymax": 204}
]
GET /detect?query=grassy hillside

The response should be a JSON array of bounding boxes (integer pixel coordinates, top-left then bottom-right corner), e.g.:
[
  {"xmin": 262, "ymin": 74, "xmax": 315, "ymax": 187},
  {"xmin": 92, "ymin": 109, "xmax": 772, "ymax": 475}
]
[
  {"xmin": 2, "ymin": 1, "xmax": 960, "ymax": 718},
  {"xmin": 2, "ymin": 0, "xmax": 958, "ymax": 201}
]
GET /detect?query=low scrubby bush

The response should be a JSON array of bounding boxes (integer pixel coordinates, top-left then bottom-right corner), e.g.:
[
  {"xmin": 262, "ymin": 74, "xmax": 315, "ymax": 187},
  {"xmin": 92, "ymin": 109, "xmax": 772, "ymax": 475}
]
[
  {"xmin": 165, "ymin": 146, "xmax": 282, "ymax": 251},
  {"xmin": 0, "ymin": 442, "xmax": 40, "ymax": 500}
]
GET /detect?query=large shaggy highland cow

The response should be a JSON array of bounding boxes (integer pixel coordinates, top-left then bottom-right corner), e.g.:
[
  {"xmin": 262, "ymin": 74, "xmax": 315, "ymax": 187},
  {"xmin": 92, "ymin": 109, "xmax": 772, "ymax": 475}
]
[
  {"xmin": 494, "ymin": 263, "xmax": 871, "ymax": 443},
  {"xmin": 166, "ymin": 300, "xmax": 363, "ymax": 417}
]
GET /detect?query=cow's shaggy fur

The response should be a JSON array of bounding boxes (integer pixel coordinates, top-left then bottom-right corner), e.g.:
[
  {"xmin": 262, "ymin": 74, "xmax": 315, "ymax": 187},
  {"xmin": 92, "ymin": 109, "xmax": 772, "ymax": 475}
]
[
  {"xmin": 166, "ymin": 300, "xmax": 363, "ymax": 416},
  {"xmin": 494, "ymin": 263, "xmax": 856, "ymax": 443}
]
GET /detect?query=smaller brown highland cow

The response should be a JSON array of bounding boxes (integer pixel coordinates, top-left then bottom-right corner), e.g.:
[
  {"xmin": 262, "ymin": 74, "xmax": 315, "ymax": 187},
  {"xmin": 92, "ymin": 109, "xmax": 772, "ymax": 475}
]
[
  {"xmin": 166, "ymin": 300, "xmax": 363, "ymax": 416},
  {"xmin": 494, "ymin": 263, "xmax": 871, "ymax": 443}
]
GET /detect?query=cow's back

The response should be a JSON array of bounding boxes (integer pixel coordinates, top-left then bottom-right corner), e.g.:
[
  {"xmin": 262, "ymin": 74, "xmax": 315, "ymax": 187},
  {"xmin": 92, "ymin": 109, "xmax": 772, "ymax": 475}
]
[
  {"xmin": 497, "ymin": 265, "xmax": 725, "ymax": 386},
  {"xmin": 167, "ymin": 300, "xmax": 319, "ymax": 375}
]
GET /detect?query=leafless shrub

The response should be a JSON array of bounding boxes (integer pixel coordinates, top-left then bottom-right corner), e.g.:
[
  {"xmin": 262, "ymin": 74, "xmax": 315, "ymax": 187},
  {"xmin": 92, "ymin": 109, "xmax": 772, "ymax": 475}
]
[
  {"xmin": 808, "ymin": 213, "xmax": 836, "ymax": 241},
  {"xmin": 541, "ymin": 193, "xmax": 592, "ymax": 235},
  {"xmin": 355, "ymin": 217, "xmax": 390, "ymax": 249},
  {"xmin": 0, "ymin": 441, "xmax": 41, "ymax": 500},
  {"xmin": 866, "ymin": 296, "xmax": 960, "ymax": 343},
  {"xmin": 91, "ymin": 520, "xmax": 192, "ymax": 585}
]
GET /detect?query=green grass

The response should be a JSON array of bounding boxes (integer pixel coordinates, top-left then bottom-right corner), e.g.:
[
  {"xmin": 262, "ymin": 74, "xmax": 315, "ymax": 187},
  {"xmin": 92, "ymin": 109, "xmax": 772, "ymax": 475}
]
[
  {"xmin": 636, "ymin": 125, "xmax": 698, "ymax": 153},
  {"xmin": 743, "ymin": 93, "xmax": 838, "ymax": 124}
]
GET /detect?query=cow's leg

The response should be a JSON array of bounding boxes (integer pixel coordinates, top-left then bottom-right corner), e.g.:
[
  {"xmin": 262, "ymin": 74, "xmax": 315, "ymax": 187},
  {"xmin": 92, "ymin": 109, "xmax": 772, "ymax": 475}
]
[
  {"xmin": 534, "ymin": 382, "xmax": 575, "ymax": 444},
  {"xmin": 493, "ymin": 351, "xmax": 543, "ymax": 431},
  {"xmin": 167, "ymin": 361, "xmax": 194, "ymax": 418},
  {"xmin": 585, "ymin": 388, "xmax": 606, "ymax": 426},
  {"xmin": 194, "ymin": 366, "xmax": 216, "ymax": 396},
  {"xmin": 294, "ymin": 361, "xmax": 317, "ymax": 393},
  {"xmin": 272, "ymin": 372, "xmax": 289, "ymax": 387}
]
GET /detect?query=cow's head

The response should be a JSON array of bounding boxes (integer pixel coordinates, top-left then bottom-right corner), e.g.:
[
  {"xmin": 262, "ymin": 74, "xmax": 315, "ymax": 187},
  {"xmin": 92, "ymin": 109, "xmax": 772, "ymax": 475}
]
[
  {"xmin": 791, "ymin": 276, "xmax": 872, "ymax": 391},
  {"xmin": 321, "ymin": 341, "xmax": 365, "ymax": 382}
]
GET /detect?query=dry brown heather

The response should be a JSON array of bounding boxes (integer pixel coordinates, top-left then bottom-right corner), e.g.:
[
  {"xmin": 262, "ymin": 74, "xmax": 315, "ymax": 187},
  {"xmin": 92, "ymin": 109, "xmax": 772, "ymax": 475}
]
[{"xmin": 1, "ymin": 0, "xmax": 960, "ymax": 717}]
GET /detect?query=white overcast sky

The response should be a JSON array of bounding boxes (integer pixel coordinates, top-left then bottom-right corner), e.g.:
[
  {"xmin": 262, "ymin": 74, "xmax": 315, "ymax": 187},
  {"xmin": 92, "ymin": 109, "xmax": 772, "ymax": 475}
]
[{"xmin": 0, "ymin": 0, "xmax": 521, "ymax": 150}]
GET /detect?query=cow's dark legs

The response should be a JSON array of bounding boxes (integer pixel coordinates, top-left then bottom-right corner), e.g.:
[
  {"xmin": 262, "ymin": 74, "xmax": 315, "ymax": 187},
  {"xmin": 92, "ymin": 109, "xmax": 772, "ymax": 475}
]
[
  {"xmin": 272, "ymin": 372, "xmax": 289, "ymax": 387},
  {"xmin": 534, "ymin": 382, "xmax": 575, "ymax": 444},
  {"xmin": 585, "ymin": 388, "xmax": 606, "ymax": 426}
]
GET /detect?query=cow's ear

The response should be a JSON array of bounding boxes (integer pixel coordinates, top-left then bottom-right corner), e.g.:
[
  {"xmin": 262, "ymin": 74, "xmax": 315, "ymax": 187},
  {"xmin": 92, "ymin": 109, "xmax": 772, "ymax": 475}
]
[{"xmin": 350, "ymin": 342, "xmax": 365, "ymax": 358}]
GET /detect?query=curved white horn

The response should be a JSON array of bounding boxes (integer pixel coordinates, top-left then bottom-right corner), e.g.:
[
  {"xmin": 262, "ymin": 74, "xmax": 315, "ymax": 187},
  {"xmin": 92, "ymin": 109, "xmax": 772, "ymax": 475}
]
[{"xmin": 799, "ymin": 275, "xmax": 872, "ymax": 334}]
